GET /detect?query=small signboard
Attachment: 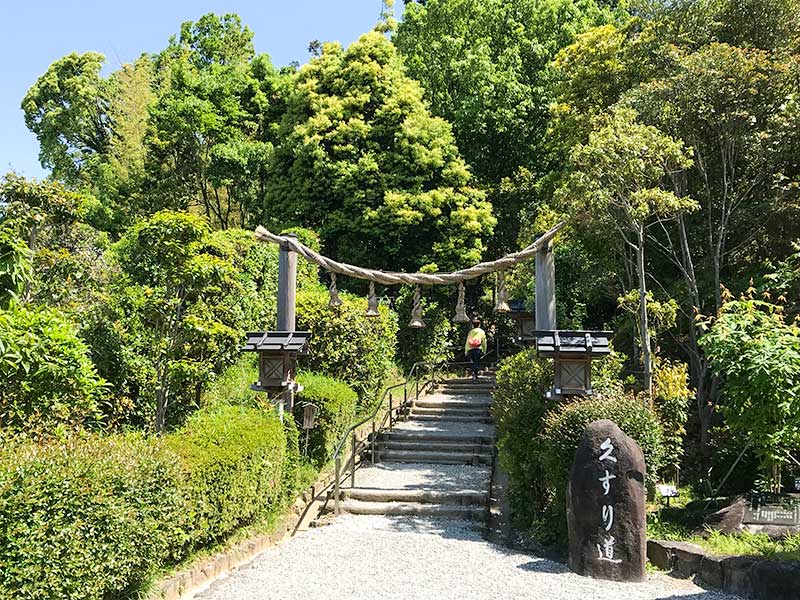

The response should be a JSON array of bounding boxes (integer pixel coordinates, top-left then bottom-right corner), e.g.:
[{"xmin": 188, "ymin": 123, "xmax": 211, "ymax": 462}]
[
  {"xmin": 743, "ymin": 498, "xmax": 800, "ymax": 526},
  {"xmin": 657, "ymin": 484, "xmax": 679, "ymax": 498},
  {"xmin": 302, "ymin": 404, "xmax": 318, "ymax": 430}
]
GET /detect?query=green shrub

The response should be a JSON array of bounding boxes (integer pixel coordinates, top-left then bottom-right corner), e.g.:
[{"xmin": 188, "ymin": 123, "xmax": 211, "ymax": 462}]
[
  {"xmin": 539, "ymin": 394, "xmax": 665, "ymax": 539},
  {"xmin": 294, "ymin": 372, "xmax": 358, "ymax": 467},
  {"xmin": 652, "ymin": 359, "xmax": 692, "ymax": 476},
  {"xmin": 165, "ymin": 404, "xmax": 288, "ymax": 551},
  {"xmin": 700, "ymin": 297, "xmax": 800, "ymax": 491},
  {"xmin": 0, "ymin": 434, "xmax": 185, "ymax": 600},
  {"xmin": 296, "ymin": 285, "xmax": 397, "ymax": 407},
  {"xmin": 492, "ymin": 349, "xmax": 555, "ymax": 524},
  {"xmin": 0, "ymin": 304, "xmax": 106, "ymax": 433}
]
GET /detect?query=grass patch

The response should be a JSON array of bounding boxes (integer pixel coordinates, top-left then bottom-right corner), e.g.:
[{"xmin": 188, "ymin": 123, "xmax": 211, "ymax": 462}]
[
  {"xmin": 697, "ymin": 530, "xmax": 800, "ymax": 561},
  {"xmin": 647, "ymin": 487, "xmax": 800, "ymax": 561}
]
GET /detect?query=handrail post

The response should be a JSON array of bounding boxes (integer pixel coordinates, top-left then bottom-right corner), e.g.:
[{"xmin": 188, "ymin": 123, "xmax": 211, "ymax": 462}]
[
  {"xmin": 371, "ymin": 421, "xmax": 376, "ymax": 464},
  {"xmin": 350, "ymin": 431, "xmax": 357, "ymax": 488},
  {"xmin": 389, "ymin": 392, "xmax": 393, "ymax": 429},
  {"xmin": 334, "ymin": 456, "xmax": 341, "ymax": 516},
  {"xmin": 403, "ymin": 387, "xmax": 407, "ymax": 420}
]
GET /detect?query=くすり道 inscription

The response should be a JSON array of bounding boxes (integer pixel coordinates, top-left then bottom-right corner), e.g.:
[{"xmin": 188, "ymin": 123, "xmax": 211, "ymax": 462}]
[{"xmin": 567, "ymin": 419, "xmax": 646, "ymax": 582}]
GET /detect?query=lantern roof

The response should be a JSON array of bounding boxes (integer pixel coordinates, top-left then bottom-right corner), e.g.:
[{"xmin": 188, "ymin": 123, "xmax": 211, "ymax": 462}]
[
  {"xmin": 533, "ymin": 330, "xmax": 612, "ymax": 358},
  {"xmin": 241, "ymin": 330, "xmax": 312, "ymax": 354}
]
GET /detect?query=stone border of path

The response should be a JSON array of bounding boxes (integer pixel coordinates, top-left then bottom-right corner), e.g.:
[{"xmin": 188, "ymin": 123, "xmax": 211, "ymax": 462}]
[
  {"xmin": 647, "ymin": 539, "xmax": 800, "ymax": 600},
  {"xmin": 151, "ymin": 469, "xmax": 337, "ymax": 600},
  {"xmin": 151, "ymin": 382, "xmax": 438, "ymax": 600}
]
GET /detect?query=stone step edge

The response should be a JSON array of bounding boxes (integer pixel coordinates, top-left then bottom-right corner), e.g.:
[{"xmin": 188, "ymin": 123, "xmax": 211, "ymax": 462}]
[
  {"xmin": 414, "ymin": 400, "xmax": 493, "ymax": 407},
  {"xmin": 379, "ymin": 441, "xmax": 495, "ymax": 452},
  {"xmin": 338, "ymin": 488, "xmax": 488, "ymax": 505},
  {"xmin": 381, "ymin": 431, "xmax": 495, "ymax": 443},
  {"xmin": 334, "ymin": 499, "xmax": 487, "ymax": 520},
  {"xmin": 411, "ymin": 408, "xmax": 491, "ymax": 416},
  {"xmin": 411, "ymin": 415, "xmax": 494, "ymax": 423},
  {"xmin": 381, "ymin": 453, "xmax": 493, "ymax": 465}
]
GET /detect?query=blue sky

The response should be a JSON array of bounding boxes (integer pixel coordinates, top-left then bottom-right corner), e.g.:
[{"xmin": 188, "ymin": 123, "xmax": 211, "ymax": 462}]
[{"xmin": 1, "ymin": 1, "xmax": 398, "ymax": 179}]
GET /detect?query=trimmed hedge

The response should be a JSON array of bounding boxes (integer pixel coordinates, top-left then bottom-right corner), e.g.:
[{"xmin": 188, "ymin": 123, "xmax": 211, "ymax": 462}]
[
  {"xmin": 0, "ymin": 435, "xmax": 185, "ymax": 600},
  {"xmin": 0, "ymin": 404, "xmax": 296, "ymax": 599},
  {"xmin": 296, "ymin": 285, "xmax": 397, "ymax": 407},
  {"xmin": 294, "ymin": 372, "xmax": 358, "ymax": 467},
  {"xmin": 165, "ymin": 404, "xmax": 290, "ymax": 551}
]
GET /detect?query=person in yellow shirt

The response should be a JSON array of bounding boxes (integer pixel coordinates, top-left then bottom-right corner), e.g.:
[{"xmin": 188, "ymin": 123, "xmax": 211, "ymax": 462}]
[{"xmin": 464, "ymin": 318, "xmax": 487, "ymax": 381}]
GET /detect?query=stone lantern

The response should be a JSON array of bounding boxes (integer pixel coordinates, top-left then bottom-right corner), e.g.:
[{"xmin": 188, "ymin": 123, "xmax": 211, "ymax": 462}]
[{"xmin": 534, "ymin": 330, "xmax": 612, "ymax": 398}]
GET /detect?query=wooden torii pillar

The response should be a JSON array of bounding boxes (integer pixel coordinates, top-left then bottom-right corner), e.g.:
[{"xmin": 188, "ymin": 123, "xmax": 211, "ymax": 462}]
[
  {"xmin": 276, "ymin": 232, "xmax": 298, "ymax": 415},
  {"xmin": 535, "ymin": 238, "xmax": 556, "ymax": 330},
  {"xmin": 277, "ymin": 233, "xmax": 298, "ymax": 332}
]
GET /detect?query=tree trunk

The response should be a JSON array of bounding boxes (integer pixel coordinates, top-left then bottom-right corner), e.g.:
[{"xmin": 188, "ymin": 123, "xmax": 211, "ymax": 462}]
[
  {"xmin": 154, "ymin": 363, "xmax": 170, "ymax": 434},
  {"xmin": 637, "ymin": 227, "xmax": 652, "ymax": 396}
]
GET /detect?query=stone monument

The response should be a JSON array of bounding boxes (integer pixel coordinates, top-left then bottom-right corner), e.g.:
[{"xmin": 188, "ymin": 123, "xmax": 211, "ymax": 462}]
[{"xmin": 567, "ymin": 419, "xmax": 647, "ymax": 582}]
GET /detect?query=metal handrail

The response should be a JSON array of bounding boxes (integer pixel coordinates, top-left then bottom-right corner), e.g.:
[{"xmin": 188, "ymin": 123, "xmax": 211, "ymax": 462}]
[{"xmin": 330, "ymin": 360, "xmax": 446, "ymax": 515}]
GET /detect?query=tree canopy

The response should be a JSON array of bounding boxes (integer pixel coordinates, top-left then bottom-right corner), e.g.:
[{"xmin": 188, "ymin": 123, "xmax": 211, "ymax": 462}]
[{"xmin": 265, "ymin": 31, "xmax": 495, "ymax": 272}]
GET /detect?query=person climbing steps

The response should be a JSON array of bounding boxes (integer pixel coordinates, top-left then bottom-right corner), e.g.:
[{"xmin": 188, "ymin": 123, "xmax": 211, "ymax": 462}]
[{"xmin": 464, "ymin": 318, "xmax": 487, "ymax": 381}]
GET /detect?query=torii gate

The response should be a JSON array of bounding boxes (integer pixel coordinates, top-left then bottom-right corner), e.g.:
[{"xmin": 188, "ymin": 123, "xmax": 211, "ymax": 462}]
[{"xmin": 247, "ymin": 220, "xmax": 608, "ymax": 411}]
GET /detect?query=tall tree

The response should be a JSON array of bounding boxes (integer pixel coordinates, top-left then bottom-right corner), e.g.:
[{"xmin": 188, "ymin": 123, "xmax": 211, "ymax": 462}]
[
  {"xmin": 146, "ymin": 14, "xmax": 281, "ymax": 229},
  {"xmin": 394, "ymin": 0, "xmax": 619, "ymax": 183},
  {"xmin": 558, "ymin": 108, "xmax": 696, "ymax": 393},
  {"xmin": 265, "ymin": 31, "xmax": 495, "ymax": 272},
  {"xmin": 22, "ymin": 52, "xmax": 111, "ymax": 183}
]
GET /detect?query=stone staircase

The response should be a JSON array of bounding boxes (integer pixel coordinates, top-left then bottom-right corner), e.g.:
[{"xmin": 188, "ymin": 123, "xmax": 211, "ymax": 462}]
[{"xmin": 334, "ymin": 373, "xmax": 495, "ymax": 521}]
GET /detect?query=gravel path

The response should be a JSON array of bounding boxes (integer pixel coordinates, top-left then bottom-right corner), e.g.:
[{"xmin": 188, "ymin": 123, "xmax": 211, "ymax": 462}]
[
  {"xmin": 195, "ymin": 515, "xmax": 742, "ymax": 600},
  {"xmin": 353, "ymin": 463, "xmax": 491, "ymax": 491}
]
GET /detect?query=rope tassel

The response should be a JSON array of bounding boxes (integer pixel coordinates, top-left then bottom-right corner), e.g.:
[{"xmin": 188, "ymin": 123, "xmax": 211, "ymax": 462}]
[
  {"xmin": 328, "ymin": 272, "xmax": 343, "ymax": 308},
  {"xmin": 409, "ymin": 285, "xmax": 426, "ymax": 328},
  {"xmin": 365, "ymin": 281, "xmax": 380, "ymax": 317},
  {"xmin": 454, "ymin": 281, "xmax": 469, "ymax": 323},
  {"xmin": 495, "ymin": 271, "xmax": 510, "ymax": 313}
]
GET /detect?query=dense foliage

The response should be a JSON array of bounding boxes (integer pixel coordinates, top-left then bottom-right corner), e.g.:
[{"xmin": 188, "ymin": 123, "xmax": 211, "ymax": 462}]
[
  {"xmin": 700, "ymin": 295, "xmax": 800, "ymax": 491},
  {"xmin": 266, "ymin": 31, "xmax": 495, "ymax": 272},
  {"xmin": 0, "ymin": 304, "xmax": 106, "ymax": 433},
  {"xmin": 296, "ymin": 285, "xmax": 398, "ymax": 406}
]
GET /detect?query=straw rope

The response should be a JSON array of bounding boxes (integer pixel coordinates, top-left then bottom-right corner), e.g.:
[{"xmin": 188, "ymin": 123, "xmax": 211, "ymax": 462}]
[{"xmin": 254, "ymin": 221, "xmax": 564, "ymax": 286}]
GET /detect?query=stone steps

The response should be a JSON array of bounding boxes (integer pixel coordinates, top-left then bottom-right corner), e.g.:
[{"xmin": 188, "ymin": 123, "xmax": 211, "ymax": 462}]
[
  {"xmin": 339, "ymin": 487, "xmax": 487, "ymax": 505},
  {"xmin": 379, "ymin": 439, "xmax": 493, "ymax": 453},
  {"xmin": 336, "ymin": 499, "xmax": 487, "ymax": 520},
  {"xmin": 380, "ymin": 449, "xmax": 493, "ymax": 465},
  {"xmin": 331, "ymin": 377, "xmax": 496, "ymax": 523},
  {"xmin": 410, "ymin": 414, "xmax": 494, "ymax": 423}
]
